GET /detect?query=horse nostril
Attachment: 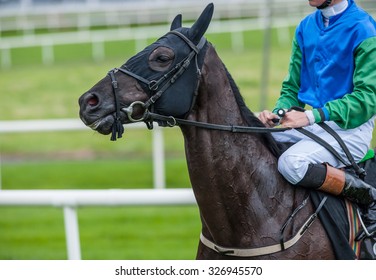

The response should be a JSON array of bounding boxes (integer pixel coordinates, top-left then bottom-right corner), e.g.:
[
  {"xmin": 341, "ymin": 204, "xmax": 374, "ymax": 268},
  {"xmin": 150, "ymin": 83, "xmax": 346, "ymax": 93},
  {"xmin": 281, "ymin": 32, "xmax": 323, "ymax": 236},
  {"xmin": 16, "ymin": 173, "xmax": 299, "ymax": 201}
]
[{"xmin": 87, "ymin": 94, "xmax": 99, "ymax": 107}]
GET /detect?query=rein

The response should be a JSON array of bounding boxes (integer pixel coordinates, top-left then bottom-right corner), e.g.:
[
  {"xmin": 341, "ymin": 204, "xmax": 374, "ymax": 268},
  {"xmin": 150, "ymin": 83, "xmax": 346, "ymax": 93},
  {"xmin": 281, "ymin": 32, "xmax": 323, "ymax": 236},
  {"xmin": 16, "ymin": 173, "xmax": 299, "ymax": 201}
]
[
  {"xmin": 141, "ymin": 110, "xmax": 366, "ymax": 180},
  {"xmin": 144, "ymin": 111, "xmax": 291, "ymax": 133}
]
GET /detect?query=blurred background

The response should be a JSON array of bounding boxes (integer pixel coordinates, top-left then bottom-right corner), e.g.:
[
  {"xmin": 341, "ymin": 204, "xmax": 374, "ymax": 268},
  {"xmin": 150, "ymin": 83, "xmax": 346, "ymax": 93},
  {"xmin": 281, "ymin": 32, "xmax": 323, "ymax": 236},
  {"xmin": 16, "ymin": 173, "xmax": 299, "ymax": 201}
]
[{"xmin": 0, "ymin": 0, "xmax": 375, "ymax": 260}]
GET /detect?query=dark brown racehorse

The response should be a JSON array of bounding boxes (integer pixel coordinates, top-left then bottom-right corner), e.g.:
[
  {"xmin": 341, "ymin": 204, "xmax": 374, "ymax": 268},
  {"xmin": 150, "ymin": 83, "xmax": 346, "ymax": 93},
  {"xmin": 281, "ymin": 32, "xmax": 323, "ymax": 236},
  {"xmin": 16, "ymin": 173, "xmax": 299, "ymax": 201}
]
[{"xmin": 78, "ymin": 3, "xmax": 336, "ymax": 259}]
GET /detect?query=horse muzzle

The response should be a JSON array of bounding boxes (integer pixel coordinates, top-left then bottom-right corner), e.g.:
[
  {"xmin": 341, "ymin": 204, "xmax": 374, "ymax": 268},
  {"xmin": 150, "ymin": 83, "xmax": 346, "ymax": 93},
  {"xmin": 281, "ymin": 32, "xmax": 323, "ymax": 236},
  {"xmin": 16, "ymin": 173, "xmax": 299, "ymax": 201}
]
[{"xmin": 78, "ymin": 92, "xmax": 118, "ymax": 135}]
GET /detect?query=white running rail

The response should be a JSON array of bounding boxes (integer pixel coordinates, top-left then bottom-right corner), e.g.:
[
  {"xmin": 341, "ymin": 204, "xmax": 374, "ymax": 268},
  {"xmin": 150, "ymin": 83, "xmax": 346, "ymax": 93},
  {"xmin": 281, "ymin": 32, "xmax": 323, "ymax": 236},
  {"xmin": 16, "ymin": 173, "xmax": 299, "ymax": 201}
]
[{"xmin": 0, "ymin": 119, "xmax": 196, "ymax": 259}]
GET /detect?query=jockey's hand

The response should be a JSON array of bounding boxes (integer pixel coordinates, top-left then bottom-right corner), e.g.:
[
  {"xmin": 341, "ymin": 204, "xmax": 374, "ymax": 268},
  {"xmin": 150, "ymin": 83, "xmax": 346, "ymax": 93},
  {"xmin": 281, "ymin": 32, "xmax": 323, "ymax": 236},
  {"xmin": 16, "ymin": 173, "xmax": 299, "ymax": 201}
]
[
  {"xmin": 280, "ymin": 110, "xmax": 310, "ymax": 128},
  {"xmin": 258, "ymin": 110, "xmax": 279, "ymax": 128}
]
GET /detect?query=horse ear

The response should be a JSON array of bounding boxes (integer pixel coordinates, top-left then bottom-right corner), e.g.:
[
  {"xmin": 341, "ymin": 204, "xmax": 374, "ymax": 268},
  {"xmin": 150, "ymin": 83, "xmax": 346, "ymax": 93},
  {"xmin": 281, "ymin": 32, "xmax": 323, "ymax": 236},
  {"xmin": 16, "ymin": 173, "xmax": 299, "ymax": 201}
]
[
  {"xmin": 189, "ymin": 3, "xmax": 214, "ymax": 44},
  {"xmin": 170, "ymin": 14, "xmax": 182, "ymax": 30}
]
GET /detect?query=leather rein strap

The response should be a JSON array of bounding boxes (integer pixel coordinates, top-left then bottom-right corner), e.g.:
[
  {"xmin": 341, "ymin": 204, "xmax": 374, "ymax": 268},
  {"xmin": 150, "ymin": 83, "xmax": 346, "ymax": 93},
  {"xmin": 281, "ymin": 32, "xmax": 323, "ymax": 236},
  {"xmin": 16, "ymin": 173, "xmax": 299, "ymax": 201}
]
[
  {"xmin": 144, "ymin": 111, "xmax": 366, "ymax": 178},
  {"xmin": 145, "ymin": 112, "xmax": 291, "ymax": 133}
]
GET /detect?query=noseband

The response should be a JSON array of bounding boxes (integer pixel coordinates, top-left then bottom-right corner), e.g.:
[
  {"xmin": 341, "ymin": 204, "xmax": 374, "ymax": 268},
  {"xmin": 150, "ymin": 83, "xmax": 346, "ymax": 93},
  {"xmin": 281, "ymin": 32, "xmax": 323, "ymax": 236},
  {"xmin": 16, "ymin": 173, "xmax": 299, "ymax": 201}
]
[{"xmin": 107, "ymin": 30, "xmax": 207, "ymax": 141}]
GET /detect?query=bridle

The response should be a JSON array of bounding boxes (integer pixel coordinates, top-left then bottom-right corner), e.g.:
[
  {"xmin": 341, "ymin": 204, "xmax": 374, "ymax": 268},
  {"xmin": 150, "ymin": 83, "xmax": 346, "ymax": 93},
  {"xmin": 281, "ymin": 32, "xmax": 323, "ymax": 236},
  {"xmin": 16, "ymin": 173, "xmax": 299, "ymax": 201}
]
[{"xmin": 107, "ymin": 30, "xmax": 207, "ymax": 141}]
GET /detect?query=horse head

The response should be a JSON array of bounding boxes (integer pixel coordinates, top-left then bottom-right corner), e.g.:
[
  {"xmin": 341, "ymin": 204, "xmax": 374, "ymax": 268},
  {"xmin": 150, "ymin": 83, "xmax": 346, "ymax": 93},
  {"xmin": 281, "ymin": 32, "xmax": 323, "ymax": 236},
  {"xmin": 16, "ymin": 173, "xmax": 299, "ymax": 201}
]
[{"xmin": 78, "ymin": 3, "xmax": 214, "ymax": 139}]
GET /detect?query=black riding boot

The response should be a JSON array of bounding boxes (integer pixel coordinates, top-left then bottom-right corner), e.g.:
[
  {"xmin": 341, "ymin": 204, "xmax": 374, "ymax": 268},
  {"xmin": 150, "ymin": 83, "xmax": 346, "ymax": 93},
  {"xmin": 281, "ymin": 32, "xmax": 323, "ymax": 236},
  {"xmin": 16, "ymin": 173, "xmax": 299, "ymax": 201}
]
[
  {"xmin": 298, "ymin": 164, "xmax": 376, "ymax": 237},
  {"xmin": 342, "ymin": 172, "xmax": 376, "ymax": 206},
  {"xmin": 342, "ymin": 173, "xmax": 376, "ymax": 239}
]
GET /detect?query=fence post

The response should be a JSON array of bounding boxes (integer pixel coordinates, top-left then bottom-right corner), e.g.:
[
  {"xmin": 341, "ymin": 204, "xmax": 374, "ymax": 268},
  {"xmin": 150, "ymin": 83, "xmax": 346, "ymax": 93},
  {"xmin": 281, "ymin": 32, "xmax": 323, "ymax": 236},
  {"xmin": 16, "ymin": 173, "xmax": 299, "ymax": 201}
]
[
  {"xmin": 135, "ymin": 33, "xmax": 148, "ymax": 52},
  {"xmin": 41, "ymin": 40, "xmax": 54, "ymax": 65},
  {"xmin": 231, "ymin": 31, "xmax": 244, "ymax": 52},
  {"xmin": 92, "ymin": 37, "xmax": 105, "ymax": 62},
  {"xmin": 276, "ymin": 25, "xmax": 291, "ymax": 47},
  {"xmin": 0, "ymin": 154, "xmax": 2, "ymax": 190},
  {"xmin": 1, "ymin": 45, "xmax": 11, "ymax": 69},
  {"xmin": 63, "ymin": 206, "xmax": 81, "ymax": 260},
  {"xmin": 152, "ymin": 126, "xmax": 166, "ymax": 189}
]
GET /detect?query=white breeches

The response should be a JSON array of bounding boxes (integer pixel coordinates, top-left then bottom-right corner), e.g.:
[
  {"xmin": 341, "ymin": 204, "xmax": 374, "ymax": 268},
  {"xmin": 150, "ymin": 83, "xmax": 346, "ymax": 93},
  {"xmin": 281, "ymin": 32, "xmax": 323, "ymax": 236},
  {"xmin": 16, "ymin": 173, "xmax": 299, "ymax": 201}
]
[{"xmin": 272, "ymin": 118, "xmax": 375, "ymax": 185}]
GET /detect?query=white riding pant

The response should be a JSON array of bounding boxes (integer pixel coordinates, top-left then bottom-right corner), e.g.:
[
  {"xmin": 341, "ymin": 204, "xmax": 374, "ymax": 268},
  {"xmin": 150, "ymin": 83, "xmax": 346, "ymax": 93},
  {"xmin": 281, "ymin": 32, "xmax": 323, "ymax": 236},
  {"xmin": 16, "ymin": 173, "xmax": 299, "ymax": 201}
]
[{"xmin": 272, "ymin": 117, "xmax": 375, "ymax": 185}]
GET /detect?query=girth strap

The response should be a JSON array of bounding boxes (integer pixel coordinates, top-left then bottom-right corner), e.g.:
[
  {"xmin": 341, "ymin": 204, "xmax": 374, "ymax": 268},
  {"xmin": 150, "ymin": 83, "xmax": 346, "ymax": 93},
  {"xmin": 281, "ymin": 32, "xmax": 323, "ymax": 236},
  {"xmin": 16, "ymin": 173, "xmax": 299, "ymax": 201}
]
[{"xmin": 199, "ymin": 196, "xmax": 327, "ymax": 257}]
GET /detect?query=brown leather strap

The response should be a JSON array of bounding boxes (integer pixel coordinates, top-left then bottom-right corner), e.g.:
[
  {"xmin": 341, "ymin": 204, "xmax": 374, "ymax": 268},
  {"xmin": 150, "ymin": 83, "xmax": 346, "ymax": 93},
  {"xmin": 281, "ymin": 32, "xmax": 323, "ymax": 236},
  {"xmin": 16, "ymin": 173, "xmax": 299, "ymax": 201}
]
[{"xmin": 318, "ymin": 164, "xmax": 345, "ymax": 195}]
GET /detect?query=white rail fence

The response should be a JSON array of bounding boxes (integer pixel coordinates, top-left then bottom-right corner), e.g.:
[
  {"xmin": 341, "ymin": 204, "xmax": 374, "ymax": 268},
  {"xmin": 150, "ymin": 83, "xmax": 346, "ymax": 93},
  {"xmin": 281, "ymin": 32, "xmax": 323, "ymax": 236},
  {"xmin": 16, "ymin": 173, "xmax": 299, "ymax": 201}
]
[
  {"xmin": 0, "ymin": 119, "xmax": 168, "ymax": 190},
  {"xmin": 1, "ymin": 0, "xmax": 375, "ymax": 68},
  {"xmin": 0, "ymin": 119, "xmax": 196, "ymax": 260},
  {"xmin": 0, "ymin": 0, "xmax": 312, "ymax": 34},
  {"xmin": 0, "ymin": 189, "xmax": 196, "ymax": 260},
  {"xmin": 0, "ymin": 17, "xmax": 300, "ymax": 68}
]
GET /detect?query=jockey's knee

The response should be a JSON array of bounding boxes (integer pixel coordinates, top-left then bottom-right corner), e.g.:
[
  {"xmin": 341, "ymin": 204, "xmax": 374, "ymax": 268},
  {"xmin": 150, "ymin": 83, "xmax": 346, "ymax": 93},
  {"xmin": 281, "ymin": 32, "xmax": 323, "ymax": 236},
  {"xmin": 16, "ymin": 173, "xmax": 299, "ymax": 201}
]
[{"xmin": 277, "ymin": 153, "xmax": 310, "ymax": 185}]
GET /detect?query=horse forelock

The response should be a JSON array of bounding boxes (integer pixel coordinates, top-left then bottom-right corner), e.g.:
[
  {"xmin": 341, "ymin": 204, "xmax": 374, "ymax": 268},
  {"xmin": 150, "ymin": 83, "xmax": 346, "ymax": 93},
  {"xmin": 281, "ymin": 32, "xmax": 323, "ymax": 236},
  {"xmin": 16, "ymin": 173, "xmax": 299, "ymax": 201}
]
[{"xmin": 223, "ymin": 67, "xmax": 281, "ymax": 158}]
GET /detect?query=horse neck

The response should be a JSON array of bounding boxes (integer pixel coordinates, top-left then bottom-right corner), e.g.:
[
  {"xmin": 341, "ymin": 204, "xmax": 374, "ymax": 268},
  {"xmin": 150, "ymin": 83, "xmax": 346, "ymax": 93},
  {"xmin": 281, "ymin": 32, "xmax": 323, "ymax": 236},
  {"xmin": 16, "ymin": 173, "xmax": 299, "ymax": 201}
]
[{"xmin": 181, "ymin": 46, "xmax": 294, "ymax": 247}]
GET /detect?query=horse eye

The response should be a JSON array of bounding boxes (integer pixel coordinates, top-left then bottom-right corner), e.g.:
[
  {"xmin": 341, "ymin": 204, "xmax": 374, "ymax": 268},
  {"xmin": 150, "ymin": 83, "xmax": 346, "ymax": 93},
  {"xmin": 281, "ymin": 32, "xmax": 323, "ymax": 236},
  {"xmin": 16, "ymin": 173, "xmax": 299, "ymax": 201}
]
[
  {"xmin": 156, "ymin": 55, "xmax": 171, "ymax": 63},
  {"xmin": 149, "ymin": 47, "xmax": 175, "ymax": 71}
]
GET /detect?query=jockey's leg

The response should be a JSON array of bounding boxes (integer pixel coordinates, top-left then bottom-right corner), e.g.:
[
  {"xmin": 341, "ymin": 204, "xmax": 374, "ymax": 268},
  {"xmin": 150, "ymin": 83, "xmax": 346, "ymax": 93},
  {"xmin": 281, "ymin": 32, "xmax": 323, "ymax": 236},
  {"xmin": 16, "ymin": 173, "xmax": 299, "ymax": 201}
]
[
  {"xmin": 274, "ymin": 120, "xmax": 373, "ymax": 186},
  {"xmin": 297, "ymin": 163, "xmax": 376, "ymax": 237},
  {"xmin": 298, "ymin": 163, "xmax": 376, "ymax": 207},
  {"xmin": 275, "ymin": 120, "xmax": 376, "ymax": 235}
]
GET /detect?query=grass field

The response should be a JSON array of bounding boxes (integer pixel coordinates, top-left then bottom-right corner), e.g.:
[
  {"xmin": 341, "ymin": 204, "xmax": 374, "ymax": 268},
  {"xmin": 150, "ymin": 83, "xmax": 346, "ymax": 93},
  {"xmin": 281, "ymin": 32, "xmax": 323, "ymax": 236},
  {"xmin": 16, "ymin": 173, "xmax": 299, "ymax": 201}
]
[{"xmin": 1, "ymin": 27, "xmax": 375, "ymax": 260}]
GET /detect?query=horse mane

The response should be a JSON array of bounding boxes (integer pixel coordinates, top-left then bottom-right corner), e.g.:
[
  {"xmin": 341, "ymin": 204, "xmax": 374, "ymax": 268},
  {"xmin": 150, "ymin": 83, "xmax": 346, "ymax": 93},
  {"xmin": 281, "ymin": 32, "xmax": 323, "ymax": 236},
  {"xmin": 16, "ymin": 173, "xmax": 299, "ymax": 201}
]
[{"xmin": 223, "ymin": 65, "xmax": 281, "ymax": 158}]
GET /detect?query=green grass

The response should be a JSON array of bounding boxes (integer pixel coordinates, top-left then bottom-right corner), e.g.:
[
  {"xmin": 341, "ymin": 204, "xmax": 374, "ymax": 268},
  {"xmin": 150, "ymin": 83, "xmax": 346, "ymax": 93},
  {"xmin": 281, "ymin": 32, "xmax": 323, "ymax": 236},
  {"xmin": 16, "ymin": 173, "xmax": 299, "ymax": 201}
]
[
  {"xmin": 2, "ymin": 158, "xmax": 190, "ymax": 189},
  {"xmin": 0, "ymin": 207, "xmax": 67, "ymax": 260},
  {"xmin": 0, "ymin": 206, "xmax": 201, "ymax": 260},
  {"xmin": 78, "ymin": 206, "xmax": 200, "ymax": 260}
]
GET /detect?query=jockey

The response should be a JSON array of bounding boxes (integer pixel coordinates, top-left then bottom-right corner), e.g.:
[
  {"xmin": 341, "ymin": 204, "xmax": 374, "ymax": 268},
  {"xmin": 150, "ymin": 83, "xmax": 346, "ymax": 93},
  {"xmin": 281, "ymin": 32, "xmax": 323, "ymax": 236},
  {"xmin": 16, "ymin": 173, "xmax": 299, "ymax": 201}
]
[{"xmin": 258, "ymin": 0, "xmax": 376, "ymax": 234}]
